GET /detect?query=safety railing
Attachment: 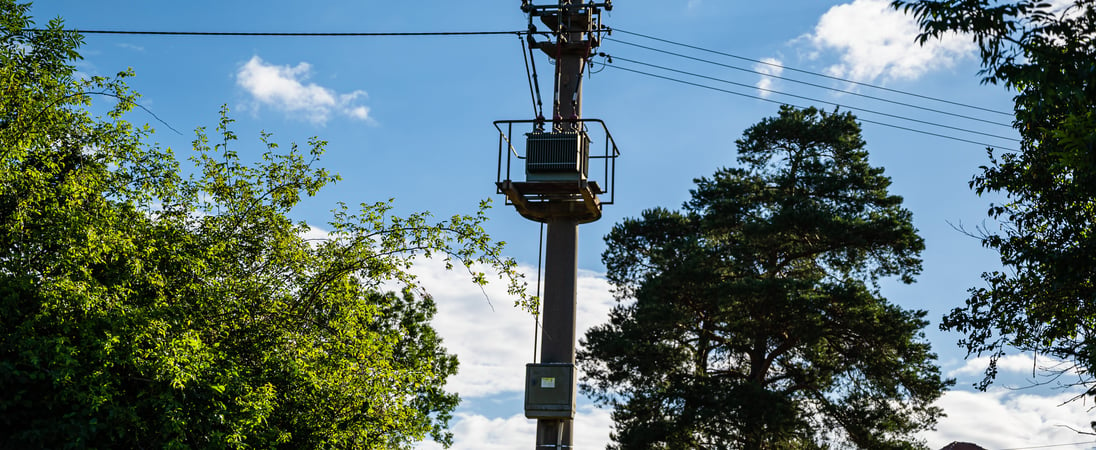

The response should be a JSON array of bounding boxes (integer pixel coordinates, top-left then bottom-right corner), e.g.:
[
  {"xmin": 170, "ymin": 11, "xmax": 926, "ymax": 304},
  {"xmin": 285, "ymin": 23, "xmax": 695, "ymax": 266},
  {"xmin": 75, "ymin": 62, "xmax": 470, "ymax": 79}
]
[{"xmin": 493, "ymin": 118, "xmax": 619, "ymax": 206}]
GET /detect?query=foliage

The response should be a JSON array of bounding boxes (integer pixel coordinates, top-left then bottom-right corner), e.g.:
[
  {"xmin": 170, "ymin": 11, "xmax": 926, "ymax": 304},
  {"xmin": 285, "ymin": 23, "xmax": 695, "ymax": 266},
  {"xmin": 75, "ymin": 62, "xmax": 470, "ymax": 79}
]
[
  {"xmin": 0, "ymin": 2, "xmax": 528, "ymax": 448},
  {"xmin": 893, "ymin": 0, "xmax": 1096, "ymax": 391},
  {"xmin": 578, "ymin": 106, "xmax": 951, "ymax": 450}
]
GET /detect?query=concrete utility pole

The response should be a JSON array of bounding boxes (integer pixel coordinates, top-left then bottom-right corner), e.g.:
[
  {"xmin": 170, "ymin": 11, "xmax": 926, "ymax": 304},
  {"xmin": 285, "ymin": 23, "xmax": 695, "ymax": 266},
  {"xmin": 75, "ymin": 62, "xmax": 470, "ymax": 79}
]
[
  {"xmin": 496, "ymin": 2, "xmax": 614, "ymax": 448},
  {"xmin": 552, "ymin": 0, "xmax": 586, "ymax": 127},
  {"xmin": 537, "ymin": 1, "xmax": 586, "ymax": 447}
]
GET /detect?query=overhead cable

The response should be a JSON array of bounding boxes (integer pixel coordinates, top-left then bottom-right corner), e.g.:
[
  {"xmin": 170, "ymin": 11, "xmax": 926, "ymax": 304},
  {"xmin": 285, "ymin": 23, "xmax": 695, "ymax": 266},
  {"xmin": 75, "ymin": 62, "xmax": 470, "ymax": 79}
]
[
  {"xmin": 520, "ymin": 35, "xmax": 540, "ymax": 118},
  {"xmin": 46, "ymin": 27, "xmax": 1014, "ymax": 120},
  {"xmin": 607, "ymin": 38, "xmax": 1014, "ymax": 128},
  {"xmin": 601, "ymin": 63, "xmax": 1020, "ymax": 152},
  {"xmin": 610, "ymin": 27, "xmax": 1014, "ymax": 117},
  {"xmin": 38, "ymin": 29, "xmax": 531, "ymax": 37},
  {"xmin": 606, "ymin": 55, "xmax": 1019, "ymax": 143}
]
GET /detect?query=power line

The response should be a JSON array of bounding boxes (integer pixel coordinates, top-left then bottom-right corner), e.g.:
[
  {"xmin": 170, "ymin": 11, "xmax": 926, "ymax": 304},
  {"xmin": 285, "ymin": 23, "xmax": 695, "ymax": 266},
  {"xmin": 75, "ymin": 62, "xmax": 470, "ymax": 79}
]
[
  {"xmin": 606, "ymin": 38, "xmax": 1014, "ymax": 129},
  {"xmin": 35, "ymin": 25, "xmax": 1010, "ymax": 121},
  {"xmin": 520, "ymin": 35, "xmax": 540, "ymax": 118},
  {"xmin": 601, "ymin": 62, "xmax": 1020, "ymax": 152},
  {"xmin": 37, "ymin": 29, "xmax": 530, "ymax": 37},
  {"xmin": 41, "ymin": 26, "xmax": 1013, "ymax": 123},
  {"xmin": 609, "ymin": 27, "xmax": 1014, "ymax": 117},
  {"xmin": 606, "ymin": 55, "xmax": 1018, "ymax": 143},
  {"xmin": 32, "ymin": 24, "xmax": 1018, "ymax": 149}
]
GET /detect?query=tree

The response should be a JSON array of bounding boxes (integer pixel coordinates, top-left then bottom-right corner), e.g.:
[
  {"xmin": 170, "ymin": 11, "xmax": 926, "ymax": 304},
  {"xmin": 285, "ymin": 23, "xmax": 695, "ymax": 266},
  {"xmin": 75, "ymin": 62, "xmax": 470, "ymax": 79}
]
[
  {"xmin": 892, "ymin": 0, "xmax": 1096, "ymax": 392},
  {"xmin": 579, "ymin": 106, "xmax": 951, "ymax": 450},
  {"xmin": 0, "ymin": 2, "xmax": 528, "ymax": 448}
]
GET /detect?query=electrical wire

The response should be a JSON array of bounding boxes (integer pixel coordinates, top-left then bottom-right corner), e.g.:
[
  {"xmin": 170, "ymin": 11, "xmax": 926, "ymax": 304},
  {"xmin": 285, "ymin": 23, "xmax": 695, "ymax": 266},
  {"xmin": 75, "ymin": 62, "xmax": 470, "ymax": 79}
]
[
  {"xmin": 600, "ymin": 62, "xmax": 1020, "ymax": 152},
  {"xmin": 607, "ymin": 38, "xmax": 1014, "ymax": 129},
  {"xmin": 528, "ymin": 34, "xmax": 546, "ymax": 119},
  {"xmin": 50, "ymin": 29, "xmax": 530, "ymax": 37},
  {"xmin": 37, "ymin": 25, "xmax": 1011, "ymax": 120},
  {"xmin": 610, "ymin": 27, "xmax": 1014, "ymax": 117},
  {"xmin": 48, "ymin": 26, "xmax": 1011, "ymax": 123},
  {"xmin": 36, "ymin": 25, "xmax": 1018, "ymax": 148},
  {"xmin": 605, "ymin": 55, "xmax": 1019, "ymax": 143},
  {"xmin": 553, "ymin": 25, "xmax": 564, "ymax": 119},
  {"xmin": 521, "ymin": 35, "xmax": 540, "ymax": 119}
]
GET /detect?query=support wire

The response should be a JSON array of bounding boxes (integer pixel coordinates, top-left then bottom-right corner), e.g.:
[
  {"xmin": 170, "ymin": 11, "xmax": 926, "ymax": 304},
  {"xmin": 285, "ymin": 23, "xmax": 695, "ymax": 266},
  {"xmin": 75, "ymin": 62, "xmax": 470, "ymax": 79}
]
[
  {"xmin": 521, "ymin": 34, "xmax": 540, "ymax": 118},
  {"xmin": 534, "ymin": 222, "xmax": 544, "ymax": 363},
  {"xmin": 527, "ymin": 32, "xmax": 546, "ymax": 119}
]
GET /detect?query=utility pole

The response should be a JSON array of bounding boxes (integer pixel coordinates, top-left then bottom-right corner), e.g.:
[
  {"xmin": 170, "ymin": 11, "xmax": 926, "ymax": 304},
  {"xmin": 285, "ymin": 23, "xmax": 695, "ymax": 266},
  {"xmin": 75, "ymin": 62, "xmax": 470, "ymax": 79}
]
[
  {"xmin": 537, "ymin": 0, "xmax": 586, "ymax": 447},
  {"xmin": 495, "ymin": 2, "xmax": 614, "ymax": 449}
]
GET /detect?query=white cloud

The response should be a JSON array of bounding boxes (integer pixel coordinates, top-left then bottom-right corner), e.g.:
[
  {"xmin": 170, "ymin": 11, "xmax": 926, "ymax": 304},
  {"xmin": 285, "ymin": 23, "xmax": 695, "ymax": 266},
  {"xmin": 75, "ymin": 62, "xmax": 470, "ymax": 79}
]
[
  {"xmin": 416, "ymin": 406, "xmax": 613, "ymax": 450},
  {"xmin": 755, "ymin": 57, "xmax": 784, "ymax": 98},
  {"xmin": 409, "ymin": 257, "xmax": 618, "ymax": 447},
  {"xmin": 299, "ymin": 224, "xmax": 332, "ymax": 243},
  {"xmin": 803, "ymin": 0, "xmax": 974, "ymax": 82},
  {"xmin": 949, "ymin": 353, "xmax": 1084, "ymax": 380},
  {"xmin": 922, "ymin": 388, "xmax": 1096, "ymax": 449},
  {"xmin": 414, "ymin": 258, "xmax": 1096, "ymax": 449},
  {"xmin": 415, "ymin": 258, "xmax": 616, "ymax": 398},
  {"xmin": 236, "ymin": 55, "xmax": 372, "ymax": 124},
  {"xmin": 345, "ymin": 106, "xmax": 371, "ymax": 121},
  {"xmin": 417, "ymin": 413, "xmax": 534, "ymax": 450},
  {"xmin": 424, "ymin": 387, "xmax": 1096, "ymax": 449},
  {"xmin": 116, "ymin": 43, "xmax": 145, "ymax": 52}
]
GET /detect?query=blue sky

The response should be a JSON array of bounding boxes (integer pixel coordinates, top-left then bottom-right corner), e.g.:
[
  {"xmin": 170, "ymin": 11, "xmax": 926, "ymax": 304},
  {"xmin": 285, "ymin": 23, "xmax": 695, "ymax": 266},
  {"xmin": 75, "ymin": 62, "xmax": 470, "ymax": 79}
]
[{"xmin": 32, "ymin": 0, "xmax": 1096, "ymax": 448}]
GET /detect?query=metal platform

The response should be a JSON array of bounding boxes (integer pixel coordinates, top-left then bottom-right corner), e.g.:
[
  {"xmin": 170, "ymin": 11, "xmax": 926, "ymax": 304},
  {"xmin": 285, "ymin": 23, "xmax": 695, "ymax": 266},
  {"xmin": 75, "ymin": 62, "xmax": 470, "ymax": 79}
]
[
  {"xmin": 496, "ymin": 180, "xmax": 604, "ymax": 223},
  {"xmin": 493, "ymin": 119, "xmax": 619, "ymax": 224}
]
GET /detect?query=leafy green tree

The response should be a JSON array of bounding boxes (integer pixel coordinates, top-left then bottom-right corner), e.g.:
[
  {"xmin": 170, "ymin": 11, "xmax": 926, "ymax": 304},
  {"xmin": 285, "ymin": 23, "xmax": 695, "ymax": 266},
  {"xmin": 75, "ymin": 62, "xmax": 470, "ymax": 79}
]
[
  {"xmin": 0, "ymin": 2, "xmax": 528, "ymax": 448},
  {"xmin": 893, "ymin": 0, "xmax": 1096, "ymax": 390},
  {"xmin": 579, "ymin": 106, "xmax": 951, "ymax": 450}
]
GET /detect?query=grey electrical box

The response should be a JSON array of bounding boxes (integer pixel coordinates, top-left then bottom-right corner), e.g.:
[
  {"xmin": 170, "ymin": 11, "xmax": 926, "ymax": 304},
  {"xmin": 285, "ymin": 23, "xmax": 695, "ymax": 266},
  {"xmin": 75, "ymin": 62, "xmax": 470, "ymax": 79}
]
[
  {"xmin": 524, "ymin": 363, "xmax": 575, "ymax": 419},
  {"xmin": 525, "ymin": 131, "xmax": 590, "ymax": 182}
]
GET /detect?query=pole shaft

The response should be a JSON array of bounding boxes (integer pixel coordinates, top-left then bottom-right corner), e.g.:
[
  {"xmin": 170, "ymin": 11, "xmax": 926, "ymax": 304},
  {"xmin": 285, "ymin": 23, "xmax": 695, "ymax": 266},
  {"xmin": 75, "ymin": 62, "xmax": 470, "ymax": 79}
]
[
  {"xmin": 536, "ymin": 0, "xmax": 588, "ymax": 447},
  {"xmin": 552, "ymin": 0, "xmax": 585, "ymax": 130},
  {"xmin": 535, "ymin": 220, "xmax": 578, "ymax": 448}
]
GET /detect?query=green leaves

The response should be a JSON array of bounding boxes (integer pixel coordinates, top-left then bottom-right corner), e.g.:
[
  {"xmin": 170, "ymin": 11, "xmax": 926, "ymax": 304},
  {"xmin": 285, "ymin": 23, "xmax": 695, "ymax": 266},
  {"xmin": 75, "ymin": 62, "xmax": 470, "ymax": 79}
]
[
  {"xmin": 895, "ymin": 0, "xmax": 1096, "ymax": 393},
  {"xmin": 0, "ymin": 3, "xmax": 528, "ymax": 448},
  {"xmin": 580, "ymin": 107, "xmax": 948, "ymax": 449}
]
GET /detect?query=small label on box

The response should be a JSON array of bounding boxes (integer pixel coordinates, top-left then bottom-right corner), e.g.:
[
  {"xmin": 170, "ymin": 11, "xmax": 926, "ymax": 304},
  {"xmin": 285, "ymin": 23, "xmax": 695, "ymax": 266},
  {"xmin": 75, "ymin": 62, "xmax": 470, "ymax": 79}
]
[{"xmin": 541, "ymin": 377, "xmax": 556, "ymax": 389}]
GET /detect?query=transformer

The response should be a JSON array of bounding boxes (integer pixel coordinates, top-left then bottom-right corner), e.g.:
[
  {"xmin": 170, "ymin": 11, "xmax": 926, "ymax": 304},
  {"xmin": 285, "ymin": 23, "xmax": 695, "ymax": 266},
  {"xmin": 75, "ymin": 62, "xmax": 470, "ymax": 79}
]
[{"xmin": 525, "ymin": 131, "xmax": 590, "ymax": 182}]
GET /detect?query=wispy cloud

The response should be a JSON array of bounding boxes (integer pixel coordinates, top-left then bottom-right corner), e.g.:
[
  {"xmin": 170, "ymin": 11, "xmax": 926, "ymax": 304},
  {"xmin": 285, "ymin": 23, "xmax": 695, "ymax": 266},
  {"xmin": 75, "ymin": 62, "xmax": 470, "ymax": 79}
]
[
  {"xmin": 417, "ymin": 257, "xmax": 614, "ymax": 398},
  {"xmin": 414, "ymin": 255, "xmax": 1096, "ymax": 449},
  {"xmin": 422, "ymin": 385, "xmax": 1096, "ymax": 449},
  {"xmin": 801, "ymin": 0, "xmax": 973, "ymax": 83},
  {"xmin": 236, "ymin": 55, "xmax": 372, "ymax": 125},
  {"xmin": 415, "ymin": 405, "xmax": 612, "ymax": 450},
  {"xmin": 922, "ymin": 388, "xmax": 1095, "ymax": 449},
  {"xmin": 754, "ymin": 57, "xmax": 784, "ymax": 98},
  {"xmin": 116, "ymin": 43, "xmax": 145, "ymax": 52},
  {"xmin": 948, "ymin": 353, "xmax": 1083, "ymax": 380}
]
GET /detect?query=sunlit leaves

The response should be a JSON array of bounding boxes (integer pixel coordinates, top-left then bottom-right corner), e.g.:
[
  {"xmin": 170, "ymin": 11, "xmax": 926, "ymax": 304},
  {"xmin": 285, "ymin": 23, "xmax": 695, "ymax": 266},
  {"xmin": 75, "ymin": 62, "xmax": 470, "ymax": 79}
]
[
  {"xmin": 0, "ymin": 2, "xmax": 528, "ymax": 448},
  {"xmin": 896, "ymin": 0, "xmax": 1096, "ymax": 393}
]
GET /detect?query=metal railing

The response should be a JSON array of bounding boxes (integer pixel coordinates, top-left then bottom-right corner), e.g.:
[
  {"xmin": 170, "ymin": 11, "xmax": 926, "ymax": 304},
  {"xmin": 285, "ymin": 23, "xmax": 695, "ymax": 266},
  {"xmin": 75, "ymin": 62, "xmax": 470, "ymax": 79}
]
[{"xmin": 493, "ymin": 118, "xmax": 620, "ymax": 205}]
